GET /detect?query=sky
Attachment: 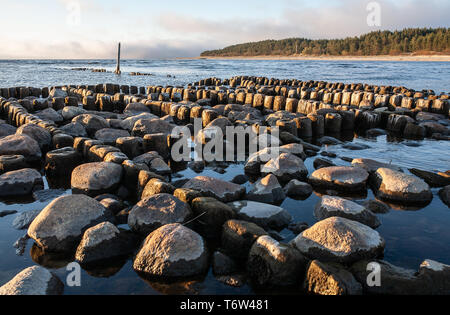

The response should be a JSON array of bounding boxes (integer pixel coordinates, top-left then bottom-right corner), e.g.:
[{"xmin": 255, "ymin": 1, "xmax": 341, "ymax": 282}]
[{"xmin": 0, "ymin": 0, "xmax": 448, "ymax": 59}]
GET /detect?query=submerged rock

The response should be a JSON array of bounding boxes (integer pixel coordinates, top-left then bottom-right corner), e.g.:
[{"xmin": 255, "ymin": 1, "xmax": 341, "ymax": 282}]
[
  {"xmin": 0, "ymin": 168, "xmax": 43, "ymax": 197},
  {"xmin": 16, "ymin": 124, "xmax": 51, "ymax": 152},
  {"xmin": 409, "ymin": 168, "xmax": 450, "ymax": 188},
  {"xmin": 309, "ymin": 166, "xmax": 369, "ymax": 192},
  {"xmin": 304, "ymin": 260, "xmax": 362, "ymax": 295},
  {"xmin": 372, "ymin": 168, "xmax": 433, "ymax": 205},
  {"xmin": 0, "ymin": 134, "xmax": 41, "ymax": 163},
  {"xmin": 351, "ymin": 158, "xmax": 402, "ymax": 173},
  {"xmin": 28, "ymin": 194, "xmax": 114, "ymax": 252},
  {"xmin": 291, "ymin": 217, "xmax": 385, "ymax": 264},
  {"xmin": 228, "ymin": 200, "xmax": 292, "ymax": 230},
  {"xmin": 247, "ymin": 235, "xmax": 308, "ymax": 287},
  {"xmin": 0, "ymin": 266, "xmax": 63, "ymax": 295},
  {"xmin": 212, "ymin": 251, "xmax": 238, "ymax": 276},
  {"xmin": 133, "ymin": 224, "xmax": 208, "ymax": 278},
  {"xmin": 128, "ymin": 194, "xmax": 192, "ymax": 235},
  {"xmin": 440, "ymin": 185, "xmax": 450, "ymax": 207},
  {"xmin": 314, "ymin": 196, "xmax": 381, "ymax": 228},
  {"xmin": 182, "ymin": 176, "xmax": 245, "ymax": 203}
]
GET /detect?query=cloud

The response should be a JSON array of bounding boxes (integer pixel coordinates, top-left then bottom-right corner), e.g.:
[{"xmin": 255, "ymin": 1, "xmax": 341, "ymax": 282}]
[{"xmin": 0, "ymin": 0, "xmax": 448, "ymax": 58}]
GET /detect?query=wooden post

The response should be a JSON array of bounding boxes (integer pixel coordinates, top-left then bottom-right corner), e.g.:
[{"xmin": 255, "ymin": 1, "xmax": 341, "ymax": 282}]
[{"xmin": 115, "ymin": 43, "xmax": 121, "ymax": 75}]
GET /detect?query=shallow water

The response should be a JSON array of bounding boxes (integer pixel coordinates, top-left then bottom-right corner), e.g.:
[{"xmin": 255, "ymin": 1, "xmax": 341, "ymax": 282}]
[
  {"xmin": 0, "ymin": 59, "xmax": 450, "ymax": 294},
  {"xmin": 0, "ymin": 132, "xmax": 449, "ymax": 294}
]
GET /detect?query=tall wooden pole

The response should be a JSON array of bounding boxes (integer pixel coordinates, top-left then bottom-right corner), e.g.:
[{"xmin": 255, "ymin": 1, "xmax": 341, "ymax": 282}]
[{"xmin": 115, "ymin": 42, "xmax": 121, "ymax": 75}]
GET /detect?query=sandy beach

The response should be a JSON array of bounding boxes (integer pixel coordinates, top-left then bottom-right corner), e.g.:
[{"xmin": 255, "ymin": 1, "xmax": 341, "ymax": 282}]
[{"xmin": 192, "ymin": 54, "xmax": 450, "ymax": 62}]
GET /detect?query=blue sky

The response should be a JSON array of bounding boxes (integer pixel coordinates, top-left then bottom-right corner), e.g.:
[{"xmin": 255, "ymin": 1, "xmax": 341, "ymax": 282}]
[{"xmin": 0, "ymin": 0, "xmax": 448, "ymax": 59}]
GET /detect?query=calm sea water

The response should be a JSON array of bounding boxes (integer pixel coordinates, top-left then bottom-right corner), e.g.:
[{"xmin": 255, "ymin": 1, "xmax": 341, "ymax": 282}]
[
  {"xmin": 0, "ymin": 59, "xmax": 449, "ymax": 93},
  {"xmin": 0, "ymin": 59, "xmax": 449, "ymax": 295}
]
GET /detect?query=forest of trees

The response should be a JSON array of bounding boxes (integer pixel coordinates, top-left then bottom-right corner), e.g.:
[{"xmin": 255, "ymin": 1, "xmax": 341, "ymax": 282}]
[{"xmin": 201, "ymin": 28, "xmax": 450, "ymax": 57}]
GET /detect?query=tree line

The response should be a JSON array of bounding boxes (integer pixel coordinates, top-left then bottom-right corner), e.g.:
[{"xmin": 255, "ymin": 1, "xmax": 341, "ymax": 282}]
[{"xmin": 200, "ymin": 28, "xmax": 450, "ymax": 57}]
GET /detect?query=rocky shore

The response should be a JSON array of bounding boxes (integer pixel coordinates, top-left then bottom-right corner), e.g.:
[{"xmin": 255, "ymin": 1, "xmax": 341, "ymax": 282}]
[{"xmin": 0, "ymin": 76, "xmax": 449, "ymax": 295}]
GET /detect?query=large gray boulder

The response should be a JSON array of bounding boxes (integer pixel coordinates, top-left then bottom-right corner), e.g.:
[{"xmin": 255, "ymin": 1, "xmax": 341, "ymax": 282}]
[
  {"xmin": 0, "ymin": 123, "xmax": 16, "ymax": 139},
  {"xmin": 35, "ymin": 108, "xmax": 63, "ymax": 123},
  {"xmin": 352, "ymin": 158, "xmax": 402, "ymax": 173},
  {"xmin": 191, "ymin": 197, "xmax": 236, "ymax": 238},
  {"xmin": 132, "ymin": 118, "xmax": 174, "ymax": 137},
  {"xmin": 71, "ymin": 162, "xmax": 123, "ymax": 196},
  {"xmin": 228, "ymin": 200, "xmax": 292, "ymax": 230},
  {"xmin": 120, "ymin": 113, "xmax": 158, "ymax": 131},
  {"xmin": 247, "ymin": 235, "xmax": 308, "ymax": 287},
  {"xmin": 60, "ymin": 122, "xmax": 88, "ymax": 137},
  {"xmin": 61, "ymin": 106, "xmax": 86, "ymax": 121},
  {"xmin": 0, "ymin": 266, "xmax": 63, "ymax": 295},
  {"xmin": 16, "ymin": 124, "xmax": 52, "ymax": 151},
  {"xmin": 94, "ymin": 128, "xmax": 130, "ymax": 145},
  {"xmin": 0, "ymin": 134, "xmax": 41, "ymax": 163},
  {"xmin": 72, "ymin": 114, "xmax": 109, "ymax": 136},
  {"xmin": 314, "ymin": 196, "xmax": 381, "ymax": 228},
  {"xmin": 75, "ymin": 222, "xmax": 137, "ymax": 265},
  {"xmin": 133, "ymin": 223, "xmax": 208, "ymax": 278},
  {"xmin": 128, "ymin": 193, "xmax": 192, "ymax": 235},
  {"xmin": 291, "ymin": 217, "xmax": 385, "ymax": 264},
  {"xmin": 304, "ymin": 260, "xmax": 362, "ymax": 295},
  {"xmin": 372, "ymin": 168, "xmax": 433, "ymax": 205},
  {"xmin": 28, "ymin": 194, "xmax": 114, "ymax": 252},
  {"xmin": 182, "ymin": 176, "xmax": 245, "ymax": 203},
  {"xmin": 0, "ymin": 168, "xmax": 43, "ymax": 197},
  {"xmin": 309, "ymin": 166, "xmax": 369, "ymax": 192}
]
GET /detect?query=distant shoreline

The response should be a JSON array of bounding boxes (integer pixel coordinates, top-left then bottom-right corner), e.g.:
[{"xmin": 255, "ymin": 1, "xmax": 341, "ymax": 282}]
[{"xmin": 189, "ymin": 54, "xmax": 450, "ymax": 62}]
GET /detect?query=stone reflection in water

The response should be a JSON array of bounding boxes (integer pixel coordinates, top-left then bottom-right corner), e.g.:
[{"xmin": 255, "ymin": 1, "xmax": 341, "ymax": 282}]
[
  {"xmin": 31, "ymin": 243, "xmax": 74, "ymax": 269},
  {"xmin": 81, "ymin": 257, "xmax": 128, "ymax": 278},
  {"xmin": 139, "ymin": 274, "xmax": 207, "ymax": 295}
]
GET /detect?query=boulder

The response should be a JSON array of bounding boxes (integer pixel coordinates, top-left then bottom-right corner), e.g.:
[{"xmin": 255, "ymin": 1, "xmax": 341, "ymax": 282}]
[
  {"xmin": 72, "ymin": 114, "xmax": 109, "ymax": 136},
  {"xmin": 0, "ymin": 155, "xmax": 28, "ymax": 174},
  {"xmin": 128, "ymin": 194, "xmax": 192, "ymax": 235},
  {"xmin": 182, "ymin": 176, "xmax": 245, "ymax": 203},
  {"xmin": 0, "ymin": 168, "xmax": 43, "ymax": 197},
  {"xmin": 133, "ymin": 224, "xmax": 208, "ymax": 278},
  {"xmin": 61, "ymin": 106, "xmax": 86, "ymax": 121},
  {"xmin": 309, "ymin": 166, "xmax": 369, "ymax": 192},
  {"xmin": 283, "ymin": 180, "xmax": 313, "ymax": 198},
  {"xmin": 191, "ymin": 197, "xmax": 236, "ymax": 238},
  {"xmin": 261, "ymin": 153, "xmax": 308, "ymax": 184},
  {"xmin": 141, "ymin": 178, "xmax": 175, "ymax": 199},
  {"xmin": 94, "ymin": 128, "xmax": 130, "ymax": 145},
  {"xmin": 247, "ymin": 174, "xmax": 285, "ymax": 204},
  {"xmin": 228, "ymin": 201, "xmax": 292, "ymax": 230},
  {"xmin": 120, "ymin": 113, "xmax": 158, "ymax": 131},
  {"xmin": 132, "ymin": 118, "xmax": 174, "ymax": 137},
  {"xmin": 409, "ymin": 168, "xmax": 450, "ymax": 188},
  {"xmin": 12, "ymin": 209, "xmax": 41, "ymax": 230},
  {"xmin": 28, "ymin": 194, "xmax": 114, "ymax": 252},
  {"xmin": 0, "ymin": 134, "xmax": 41, "ymax": 163},
  {"xmin": 247, "ymin": 235, "xmax": 308, "ymax": 287},
  {"xmin": 71, "ymin": 162, "xmax": 123, "ymax": 196},
  {"xmin": 0, "ymin": 266, "xmax": 63, "ymax": 295},
  {"xmin": 291, "ymin": 217, "xmax": 385, "ymax": 264},
  {"xmin": 45, "ymin": 147, "xmax": 82, "ymax": 178},
  {"xmin": 440, "ymin": 185, "xmax": 450, "ymax": 207},
  {"xmin": 351, "ymin": 158, "xmax": 402, "ymax": 173},
  {"xmin": 372, "ymin": 168, "xmax": 433, "ymax": 205},
  {"xmin": 60, "ymin": 122, "xmax": 88, "ymax": 137},
  {"xmin": 0, "ymin": 123, "xmax": 16, "ymax": 139},
  {"xmin": 314, "ymin": 196, "xmax": 380, "ymax": 228},
  {"xmin": 221, "ymin": 219, "xmax": 268, "ymax": 261},
  {"xmin": 304, "ymin": 260, "xmax": 362, "ymax": 295},
  {"xmin": 75, "ymin": 222, "xmax": 137, "ymax": 265},
  {"xmin": 35, "ymin": 108, "xmax": 63, "ymax": 123}
]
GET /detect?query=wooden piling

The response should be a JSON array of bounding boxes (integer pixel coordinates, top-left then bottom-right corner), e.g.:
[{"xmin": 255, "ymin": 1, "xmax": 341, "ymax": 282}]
[{"xmin": 114, "ymin": 43, "xmax": 121, "ymax": 75}]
